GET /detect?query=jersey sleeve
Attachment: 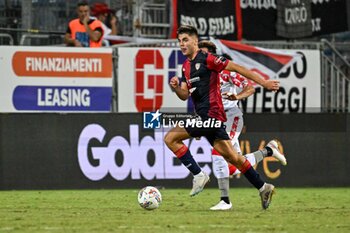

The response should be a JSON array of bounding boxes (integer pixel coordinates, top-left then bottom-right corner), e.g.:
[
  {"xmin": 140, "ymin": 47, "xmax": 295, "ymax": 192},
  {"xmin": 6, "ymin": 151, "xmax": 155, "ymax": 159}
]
[
  {"xmin": 230, "ymin": 72, "xmax": 249, "ymax": 89},
  {"xmin": 230, "ymin": 72, "xmax": 249, "ymax": 88},
  {"xmin": 206, "ymin": 53, "xmax": 229, "ymax": 73},
  {"xmin": 235, "ymin": 73, "xmax": 249, "ymax": 88},
  {"xmin": 179, "ymin": 62, "xmax": 189, "ymax": 87},
  {"xmin": 177, "ymin": 67, "xmax": 187, "ymax": 90}
]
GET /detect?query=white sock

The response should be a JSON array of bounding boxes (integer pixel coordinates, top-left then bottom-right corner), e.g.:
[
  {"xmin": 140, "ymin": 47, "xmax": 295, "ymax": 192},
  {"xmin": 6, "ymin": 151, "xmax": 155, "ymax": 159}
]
[
  {"xmin": 244, "ymin": 153, "xmax": 257, "ymax": 166},
  {"xmin": 194, "ymin": 171, "xmax": 204, "ymax": 177},
  {"xmin": 218, "ymin": 177, "xmax": 230, "ymax": 198},
  {"xmin": 259, "ymin": 183, "xmax": 266, "ymax": 193},
  {"xmin": 253, "ymin": 150, "xmax": 266, "ymax": 163}
]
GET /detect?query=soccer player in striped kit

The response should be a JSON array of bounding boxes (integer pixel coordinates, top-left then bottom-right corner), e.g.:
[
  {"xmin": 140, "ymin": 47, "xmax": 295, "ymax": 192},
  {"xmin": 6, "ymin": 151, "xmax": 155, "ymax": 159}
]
[
  {"xmin": 198, "ymin": 40, "xmax": 287, "ymax": 210},
  {"xmin": 165, "ymin": 25, "xmax": 283, "ymax": 209}
]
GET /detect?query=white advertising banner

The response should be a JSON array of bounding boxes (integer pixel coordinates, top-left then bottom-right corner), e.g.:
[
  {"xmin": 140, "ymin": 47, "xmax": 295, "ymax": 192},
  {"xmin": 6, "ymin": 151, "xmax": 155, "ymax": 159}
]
[
  {"xmin": 0, "ymin": 46, "xmax": 113, "ymax": 112},
  {"xmin": 242, "ymin": 50, "xmax": 321, "ymax": 113},
  {"xmin": 118, "ymin": 47, "xmax": 321, "ymax": 113}
]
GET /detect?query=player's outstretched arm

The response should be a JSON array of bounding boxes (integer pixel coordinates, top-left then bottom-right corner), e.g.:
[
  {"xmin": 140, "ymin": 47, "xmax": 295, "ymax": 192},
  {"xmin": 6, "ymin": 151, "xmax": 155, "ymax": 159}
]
[
  {"xmin": 225, "ymin": 61, "xmax": 280, "ymax": 91},
  {"xmin": 169, "ymin": 76, "xmax": 189, "ymax": 100}
]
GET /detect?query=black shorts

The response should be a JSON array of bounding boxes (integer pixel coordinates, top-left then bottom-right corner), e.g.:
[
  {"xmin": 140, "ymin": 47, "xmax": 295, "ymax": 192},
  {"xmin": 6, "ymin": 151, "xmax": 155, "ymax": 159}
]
[{"xmin": 184, "ymin": 119, "xmax": 229, "ymax": 146}]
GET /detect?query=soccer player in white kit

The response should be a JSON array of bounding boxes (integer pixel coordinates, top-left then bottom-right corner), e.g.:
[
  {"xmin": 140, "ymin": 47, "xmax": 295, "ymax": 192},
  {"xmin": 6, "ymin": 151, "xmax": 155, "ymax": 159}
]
[{"xmin": 198, "ymin": 40, "xmax": 287, "ymax": 210}]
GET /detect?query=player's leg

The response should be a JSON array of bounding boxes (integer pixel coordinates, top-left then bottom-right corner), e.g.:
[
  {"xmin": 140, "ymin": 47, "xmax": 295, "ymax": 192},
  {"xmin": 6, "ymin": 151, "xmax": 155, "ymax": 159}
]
[
  {"xmin": 230, "ymin": 140, "xmax": 287, "ymax": 176},
  {"xmin": 210, "ymin": 150, "xmax": 232, "ymax": 210},
  {"xmin": 227, "ymin": 114, "xmax": 244, "ymax": 176},
  {"xmin": 210, "ymin": 112, "xmax": 239, "ymax": 210},
  {"xmin": 212, "ymin": 139, "xmax": 275, "ymax": 209},
  {"xmin": 226, "ymin": 115, "xmax": 269, "ymax": 176},
  {"xmin": 164, "ymin": 125, "xmax": 209, "ymax": 196},
  {"xmin": 226, "ymin": 116, "xmax": 281, "ymax": 175}
]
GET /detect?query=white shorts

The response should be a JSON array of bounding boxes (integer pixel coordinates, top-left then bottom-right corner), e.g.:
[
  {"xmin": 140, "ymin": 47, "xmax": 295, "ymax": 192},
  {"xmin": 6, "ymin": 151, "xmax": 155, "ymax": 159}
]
[
  {"xmin": 212, "ymin": 108, "xmax": 244, "ymax": 179},
  {"xmin": 224, "ymin": 108, "xmax": 243, "ymax": 154}
]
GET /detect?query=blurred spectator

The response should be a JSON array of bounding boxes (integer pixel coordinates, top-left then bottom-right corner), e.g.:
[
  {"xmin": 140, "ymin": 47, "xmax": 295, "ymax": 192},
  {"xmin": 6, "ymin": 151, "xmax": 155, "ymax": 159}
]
[
  {"xmin": 114, "ymin": 0, "xmax": 153, "ymax": 37},
  {"xmin": 64, "ymin": 1, "xmax": 103, "ymax": 47},
  {"xmin": 115, "ymin": 0, "xmax": 135, "ymax": 36},
  {"xmin": 91, "ymin": 2, "xmax": 118, "ymax": 36}
]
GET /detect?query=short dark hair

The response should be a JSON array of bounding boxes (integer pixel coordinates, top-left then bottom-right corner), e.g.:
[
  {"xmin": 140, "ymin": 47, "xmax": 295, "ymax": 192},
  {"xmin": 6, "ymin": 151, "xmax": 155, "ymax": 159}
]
[
  {"xmin": 198, "ymin": 40, "xmax": 217, "ymax": 54},
  {"xmin": 77, "ymin": 1, "xmax": 89, "ymax": 7},
  {"xmin": 177, "ymin": 25, "xmax": 198, "ymax": 38}
]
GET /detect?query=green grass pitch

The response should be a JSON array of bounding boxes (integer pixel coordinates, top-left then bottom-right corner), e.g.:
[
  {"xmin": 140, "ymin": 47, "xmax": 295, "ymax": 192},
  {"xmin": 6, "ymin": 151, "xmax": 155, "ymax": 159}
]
[{"xmin": 0, "ymin": 188, "xmax": 349, "ymax": 233}]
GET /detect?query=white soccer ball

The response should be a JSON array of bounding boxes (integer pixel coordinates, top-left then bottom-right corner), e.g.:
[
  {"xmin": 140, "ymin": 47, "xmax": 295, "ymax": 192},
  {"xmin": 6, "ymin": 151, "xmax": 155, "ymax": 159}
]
[{"xmin": 137, "ymin": 186, "xmax": 162, "ymax": 210}]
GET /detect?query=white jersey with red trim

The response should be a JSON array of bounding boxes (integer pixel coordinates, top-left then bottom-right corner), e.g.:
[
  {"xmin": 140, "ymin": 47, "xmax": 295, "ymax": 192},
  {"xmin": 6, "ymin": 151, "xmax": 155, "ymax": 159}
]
[
  {"xmin": 212, "ymin": 70, "xmax": 248, "ymax": 179},
  {"xmin": 219, "ymin": 70, "xmax": 248, "ymax": 114}
]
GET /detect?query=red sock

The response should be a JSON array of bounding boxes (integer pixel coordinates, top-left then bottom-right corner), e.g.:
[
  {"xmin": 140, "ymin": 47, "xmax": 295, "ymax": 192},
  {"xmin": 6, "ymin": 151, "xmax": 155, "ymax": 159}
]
[
  {"xmin": 228, "ymin": 164, "xmax": 237, "ymax": 175},
  {"xmin": 240, "ymin": 159, "xmax": 252, "ymax": 174},
  {"xmin": 174, "ymin": 145, "xmax": 188, "ymax": 158}
]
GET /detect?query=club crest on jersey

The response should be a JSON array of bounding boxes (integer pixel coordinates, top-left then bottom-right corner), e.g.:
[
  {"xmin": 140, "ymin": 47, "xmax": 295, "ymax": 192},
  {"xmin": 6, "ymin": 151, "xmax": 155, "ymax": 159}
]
[
  {"xmin": 189, "ymin": 87, "xmax": 197, "ymax": 93},
  {"xmin": 195, "ymin": 63, "xmax": 201, "ymax": 70}
]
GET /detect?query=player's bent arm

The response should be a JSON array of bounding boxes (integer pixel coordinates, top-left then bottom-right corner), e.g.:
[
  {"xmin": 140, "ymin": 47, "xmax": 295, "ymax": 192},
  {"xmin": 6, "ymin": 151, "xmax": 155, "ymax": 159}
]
[
  {"xmin": 235, "ymin": 85, "xmax": 255, "ymax": 100},
  {"xmin": 173, "ymin": 82, "xmax": 190, "ymax": 100},
  {"xmin": 169, "ymin": 76, "xmax": 189, "ymax": 100},
  {"xmin": 223, "ymin": 85, "xmax": 255, "ymax": 101}
]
